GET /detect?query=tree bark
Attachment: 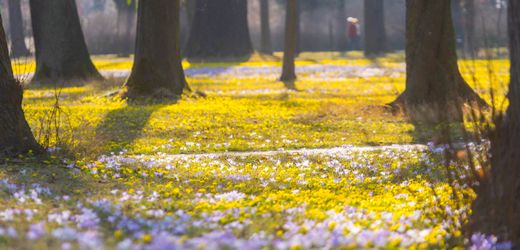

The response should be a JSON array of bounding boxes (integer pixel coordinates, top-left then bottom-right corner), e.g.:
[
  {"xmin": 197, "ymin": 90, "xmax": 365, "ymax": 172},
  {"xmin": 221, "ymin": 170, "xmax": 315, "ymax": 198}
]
[
  {"xmin": 29, "ymin": 0, "xmax": 102, "ymax": 83},
  {"xmin": 185, "ymin": 0, "xmax": 253, "ymax": 59},
  {"xmin": 7, "ymin": 0, "xmax": 30, "ymax": 58},
  {"xmin": 185, "ymin": 0, "xmax": 196, "ymax": 31},
  {"xmin": 295, "ymin": 1, "xmax": 301, "ymax": 55},
  {"xmin": 451, "ymin": 0, "xmax": 464, "ymax": 48},
  {"xmin": 364, "ymin": 0, "xmax": 387, "ymax": 57},
  {"xmin": 461, "ymin": 0, "xmax": 476, "ymax": 57},
  {"xmin": 113, "ymin": 0, "xmax": 136, "ymax": 56},
  {"xmin": 280, "ymin": 0, "xmax": 297, "ymax": 83},
  {"xmin": 335, "ymin": 0, "xmax": 347, "ymax": 51},
  {"xmin": 390, "ymin": 0, "xmax": 486, "ymax": 123},
  {"xmin": 0, "ymin": 13, "xmax": 42, "ymax": 156},
  {"xmin": 259, "ymin": 0, "xmax": 273, "ymax": 54},
  {"xmin": 469, "ymin": 0, "xmax": 520, "ymax": 245},
  {"xmin": 123, "ymin": 0, "xmax": 189, "ymax": 100}
]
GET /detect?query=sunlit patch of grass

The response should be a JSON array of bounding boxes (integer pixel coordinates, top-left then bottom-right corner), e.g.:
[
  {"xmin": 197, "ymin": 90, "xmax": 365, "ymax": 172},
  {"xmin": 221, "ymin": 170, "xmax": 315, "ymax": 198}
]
[{"xmin": 18, "ymin": 53, "xmax": 508, "ymax": 158}]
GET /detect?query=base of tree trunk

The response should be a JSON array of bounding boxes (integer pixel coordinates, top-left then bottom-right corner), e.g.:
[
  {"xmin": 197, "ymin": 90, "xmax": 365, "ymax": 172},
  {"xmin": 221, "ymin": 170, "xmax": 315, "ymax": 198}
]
[
  {"xmin": 0, "ymin": 80, "xmax": 44, "ymax": 156},
  {"xmin": 32, "ymin": 64, "xmax": 103, "ymax": 84},
  {"xmin": 121, "ymin": 86, "xmax": 191, "ymax": 102},
  {"xmin": 388, "ymin": 83, "xmax": 488, "ymax": 124},
  {"xmin": 280, "ymin": 74, "xmax": 296, "ymax": 83},
  {"xmin": 281, "ymin": 80, "xmax": 297, "ymax": 91}
]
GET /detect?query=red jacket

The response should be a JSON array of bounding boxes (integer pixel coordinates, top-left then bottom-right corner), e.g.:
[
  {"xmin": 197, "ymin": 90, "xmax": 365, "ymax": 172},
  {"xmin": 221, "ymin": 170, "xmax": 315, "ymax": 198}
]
[{"xmin": 348, "ymin": 23, "xmax": 358, "ymax": 39}]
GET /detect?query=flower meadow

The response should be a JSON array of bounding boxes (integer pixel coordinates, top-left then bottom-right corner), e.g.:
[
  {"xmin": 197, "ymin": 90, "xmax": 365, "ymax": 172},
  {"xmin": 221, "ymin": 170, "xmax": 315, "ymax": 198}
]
[
  {"xmin": 0, "ymin": 146, "xmax": 477, "ymax": 249},
  {"xmin": 1, "ymin": 53, "xmax": 512, "ymax": 249}
]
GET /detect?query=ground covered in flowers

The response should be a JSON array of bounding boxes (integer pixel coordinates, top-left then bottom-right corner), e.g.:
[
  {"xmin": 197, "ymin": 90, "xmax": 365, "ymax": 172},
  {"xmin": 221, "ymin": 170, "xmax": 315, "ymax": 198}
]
[{"xmin": 0, "ymin": 52, "xmax": 509, "ymax": 249}]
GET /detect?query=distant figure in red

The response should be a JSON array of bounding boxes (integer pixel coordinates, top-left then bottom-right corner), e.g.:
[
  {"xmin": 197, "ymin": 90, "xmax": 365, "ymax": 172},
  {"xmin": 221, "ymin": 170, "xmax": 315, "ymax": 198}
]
[{"xmin": 347, "ymin": 17, "xmax": 361, "ymax": 51}]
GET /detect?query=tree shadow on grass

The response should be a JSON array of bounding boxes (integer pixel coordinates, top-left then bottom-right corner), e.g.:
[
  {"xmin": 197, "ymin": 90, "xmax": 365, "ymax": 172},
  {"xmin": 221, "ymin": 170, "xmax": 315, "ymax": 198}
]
[
  {"xmin": 0, "ymin": 159, "xmax": 116, "ymax": 199},
  {"xmin": 408, "ymin": 119, "xmax": 468, "ymax": 145},
  {"xmin": 94, "ymin": 101, "xmax": 173, "ymax": 155},
  {"xmin": 387, "ymin": 104, "xmax": 469, "ymax": 145}
]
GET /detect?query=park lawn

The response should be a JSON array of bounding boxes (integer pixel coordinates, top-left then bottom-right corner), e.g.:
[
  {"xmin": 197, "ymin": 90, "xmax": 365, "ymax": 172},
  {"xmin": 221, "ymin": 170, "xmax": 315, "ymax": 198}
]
[
  {"xmin": 20, "ymin": 52, "xmax": 509, "ymax": 157},
  {"xmin": 0, "ymin": 52, "xmax": 507, "ymax": 249}
]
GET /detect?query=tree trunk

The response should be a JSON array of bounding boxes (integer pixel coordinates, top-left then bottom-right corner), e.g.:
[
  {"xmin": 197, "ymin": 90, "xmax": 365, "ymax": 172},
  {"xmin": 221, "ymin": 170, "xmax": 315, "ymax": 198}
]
[
  {"xmin": 185, "ymin": 0, "xmax": 253, "ymax": 59},
  {"xmin": 113, "ymin": 0, "xmax": 136, "ymax": 57},
  {"xmin": 335, "ymin": 0, "xmax": 347, "ymax": 51},
  {"xmin": 295, "ymin": 1, "xmax": 301, "ymax": 55},
  {"xmin": 259, "ymin": 0, "xmax": 272, "ymax": 54},
  {"xmin": 7, "ymin": 0, "xmax": 30, "ymax": 58},
  {"xmin": 185, "ymin": 0, "xmax": 196, "ymax": 31},
  {"xmin": 122, "ymin": 3, "xmax": 136, "ymax": 56},
  {"xmin": 364, "ymin": 0, "xmax": 387, "ymax": 57},
  {"xmin": 390, "ymin": 0, "xmax": 486, "ymax": 123},
  {"xmin": 29, "ymin": 0, "xmax": 102, "ymax": 83},
  {"xmin": 451, "ymin": 0, "xmax": 464, "ymax": 49},
  {"xmin": 469, "ymin": 0, "xmax": 520, "ymax": 245},
  {"xmin": 280, "ymin": 0, "xmax": 297, "ymax": 83},
  {"xmin": 123, "ymin": 0, "xmax": 189, "ymax": 100},
  {"xmin": 461, "ymin": 0, "xmax": 476, "ymax": 57},
  {"xmin": 0, "ymin": 13, "xmax": 42, "ymax": 156}
]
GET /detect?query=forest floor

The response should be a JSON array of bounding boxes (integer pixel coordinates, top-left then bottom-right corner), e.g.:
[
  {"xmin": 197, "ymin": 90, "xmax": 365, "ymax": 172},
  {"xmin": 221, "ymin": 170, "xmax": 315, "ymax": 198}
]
[{"xmin": 0, "ymin": 52, "xmax": 509, "ymax": 249}]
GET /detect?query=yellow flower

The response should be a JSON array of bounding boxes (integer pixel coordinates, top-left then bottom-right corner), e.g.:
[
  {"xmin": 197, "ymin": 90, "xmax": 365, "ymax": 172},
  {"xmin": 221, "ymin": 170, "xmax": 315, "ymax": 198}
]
[
  {"xmin": 142, "ymin": 234, "xmax": 152, "ymax": 243},
  {"xmin": 328, "ymin": 221, "xmax": 336, "ymax": 231},
  {"xmin": 114, "ymin": 230, "xmax": 123, "ymax": 239}
]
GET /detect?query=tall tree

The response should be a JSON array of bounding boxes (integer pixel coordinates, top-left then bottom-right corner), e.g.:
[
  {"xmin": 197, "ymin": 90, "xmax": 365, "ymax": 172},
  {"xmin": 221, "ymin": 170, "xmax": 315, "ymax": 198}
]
[
  {"xmin": 0, "ymin": 13, "xmax": 42, "ymax": 155},
  {"xmin": 469, "ymin": 0, "xmax": 520, "ymax": 245},
  {"xmin": 7, "ymin": 0, "xmax": 30, "ymax": 58},
  {"xmin": 390, "ymin": 0, "xmax": 486, "ymax": 122},
  {"xmin": 185, "ymin": 0, "xmax": 253, "ymax": 59},
  {"xmin": 259, "ymin": 0, "xmax": 273, "ymax": 54},
  {"xmin": 335, "ymin": 0, "xmax": 347, "ymax": 51},
  {"xmin": 364, "ymin": 0, "xmax": 387, "ymax": 56},
  {"xmin": 461, "ymin": 0, "xmax": 476, "ymax": 56},
  {"xmin": 451, "ymin": 0, "xmax": 464, "ymax": 46},
  {"xmin": 113, "ymin": 0, "xmax": 137, "ymax": 56},
  {"xmin": 123, "ymin": 0, "xmax": 189, "ymax": 99},
  {"xmin": 29, "ymin": 0, "xmax": 101, "ymax": 83},
  {"xmin": 280, "ymin": 0, "xmax": 298, "ymax": 83},
  {"xmin": 184, "ymin": 0, "xmax": 197, "ymax": 31},
  {"xmin": 295, "ymin": 1, "xmax": 301, "ymax": 55}
]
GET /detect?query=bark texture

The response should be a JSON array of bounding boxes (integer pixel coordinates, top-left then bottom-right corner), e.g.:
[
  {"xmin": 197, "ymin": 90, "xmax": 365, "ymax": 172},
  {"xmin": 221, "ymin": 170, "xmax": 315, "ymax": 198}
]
[
  {"xmin": 295, "ymin": 1, "xmax": 301, "ymax": 55},
  {"xmin": 451, "ymin": 0, "xmax": 463, "ymax": 36},
  {"xmin": 259, "ymin": 0, "xmax": 273, "ymax": 54},
  {"xmin": 29, "ymin": 0, "xmax": 101, "ymax": 83},
  {"xmin": 185, "ymin": 0, "xmax": 253, "ymax": 59},
  {"xmin": 364, "ymin": 0, "xmax": 386, "ymax": 56},
  {"xmin": 7, "ymin": 0, "xmax": 30, "ymax": 58},
  {"xmin": 124, "ymin": 0, "xmax": 189, "ymax": 100},
  {"xmin": 335, "ymin": 0, "xmax": 347, "ymax": 51},
  {"xmin": 280, "ymin": 0, "xmax": 298, "ymax": 83},
  {"xmin": 461, "ymin": 0, "xmax": 476, "ymax": 56},
  {"xmin": 113, "ymin": 0, "xmax": 137, "ymax": 56},
  {"xmin": 469, "ymin": 0, "xmax": 520, "ymax": 245},
  {"xmin": 185, "ymin": 0, "xmax": 197, "ymax": 30},
  {"xmin": 0, "ymin": 14, "xmax": 42, "ymax": 156},
  {"xmin": 391, "ymin": 0, "xmax": 486, "ymax": 123}
]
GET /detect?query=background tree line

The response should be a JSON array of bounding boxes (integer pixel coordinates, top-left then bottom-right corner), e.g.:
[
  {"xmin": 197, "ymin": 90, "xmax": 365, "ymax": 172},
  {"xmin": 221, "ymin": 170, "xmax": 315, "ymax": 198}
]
[{"xmin": 0, "ymin": 0, "xmax": 509, "ymax": 55}]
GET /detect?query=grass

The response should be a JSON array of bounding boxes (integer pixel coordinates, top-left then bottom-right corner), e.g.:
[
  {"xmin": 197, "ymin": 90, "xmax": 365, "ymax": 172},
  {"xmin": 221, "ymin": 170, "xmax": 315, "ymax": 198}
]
[
  {"xmin": 20, "ymin": 52, "xmax": 508, "ymax": 157},
  {"xmin": 0, "ymin": 52, "xmax": 509, "ymax": 249}
]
